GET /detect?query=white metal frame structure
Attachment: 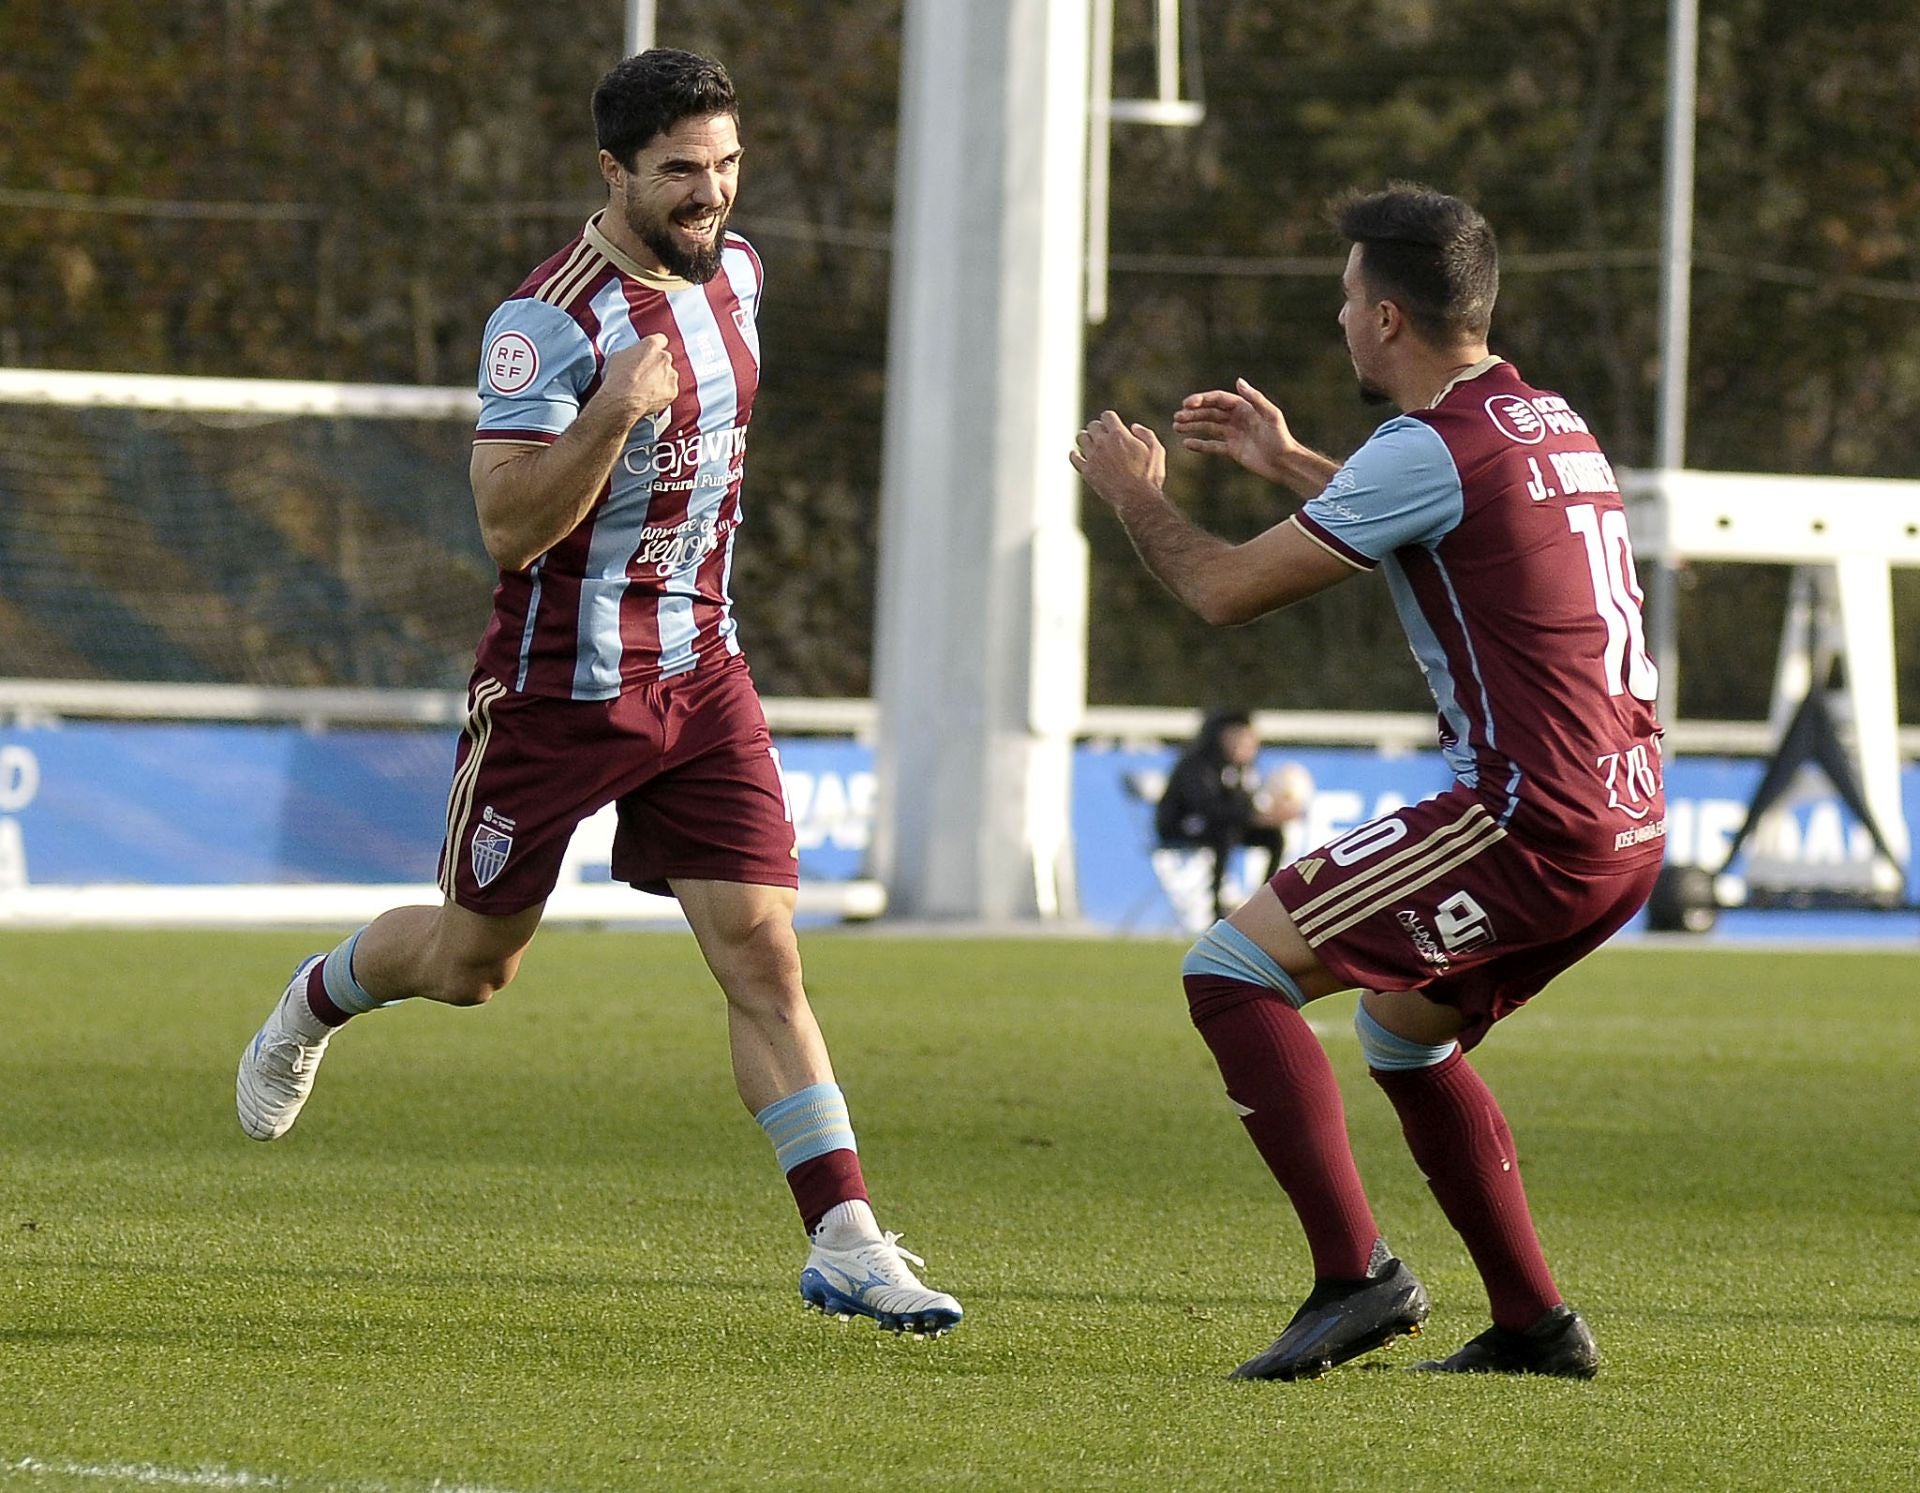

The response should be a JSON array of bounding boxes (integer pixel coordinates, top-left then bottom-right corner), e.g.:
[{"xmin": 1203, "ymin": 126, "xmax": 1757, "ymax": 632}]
[
  {"xmin": 1085, "ymin": 0, "xmax": 1204, "ymax": 324},
  {"xmin": 1626, "ymin": 468, "xmax": 1920, "ymax": 890}
]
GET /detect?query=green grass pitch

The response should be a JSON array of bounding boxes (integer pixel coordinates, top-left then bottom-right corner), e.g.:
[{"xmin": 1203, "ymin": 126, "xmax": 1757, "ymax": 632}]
[{"xmin": 2, "ymin": 929, "xmax": 1917, "ymax": 1491}]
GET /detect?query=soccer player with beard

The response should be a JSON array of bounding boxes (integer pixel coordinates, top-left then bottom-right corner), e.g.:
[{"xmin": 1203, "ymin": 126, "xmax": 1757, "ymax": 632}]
[
  {"xmin": 1073, "ymin": 184, "xmax": 1663, "ymax": 1380},
  {"xmin": 237, "ymin": 49, "xmax": 961, "ymax": 1338}
]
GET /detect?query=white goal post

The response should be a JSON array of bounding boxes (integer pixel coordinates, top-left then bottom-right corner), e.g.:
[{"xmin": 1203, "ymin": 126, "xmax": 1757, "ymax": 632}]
[{"xmin": 1627, "ymin": 467, "xmax": 1920, "ymax": 896}]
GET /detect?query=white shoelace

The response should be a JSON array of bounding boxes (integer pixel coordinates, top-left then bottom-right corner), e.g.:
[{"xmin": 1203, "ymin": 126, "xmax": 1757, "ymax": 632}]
[
  {"xmin": 873, "ymin": 1232, "xmax": 927, "ymax": 1272},
  {"xmin": 824, "ymin": 1230, "xmax": 930, "ymax": 1287}
]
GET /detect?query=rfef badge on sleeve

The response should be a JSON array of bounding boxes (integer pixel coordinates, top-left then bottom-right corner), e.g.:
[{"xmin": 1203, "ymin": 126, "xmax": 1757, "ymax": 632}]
[{"xmin": 485, "ymin": 331, "xmax": 540, "ymax": 396}]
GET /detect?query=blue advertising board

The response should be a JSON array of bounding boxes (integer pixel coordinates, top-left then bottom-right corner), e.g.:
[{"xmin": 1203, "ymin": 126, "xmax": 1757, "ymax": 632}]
[
  {"xmin": 0, "ymin": 723, "xmax": 876, "ymax": 891},
  {"xmin": 3, "ymin": 721, "xmax": 1918, "ymax": 939}
]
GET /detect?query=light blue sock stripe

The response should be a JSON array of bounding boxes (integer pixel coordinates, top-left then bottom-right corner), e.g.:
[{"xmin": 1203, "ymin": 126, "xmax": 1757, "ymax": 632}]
[
  {"xmin": 1181, "ymin": 921, "xmax": 1307, "ymax": 1009},
  {"xmin": 322, "ymin": 928, "xmax": 386, "ymax": 1014},
  {"xmin": 1354, "ymin": 1003, "xmax": 1456, "ymax": 1071},
  {"xmin": 755, "ymin": 1082, "xmax": 858, "ymax": 1170}
]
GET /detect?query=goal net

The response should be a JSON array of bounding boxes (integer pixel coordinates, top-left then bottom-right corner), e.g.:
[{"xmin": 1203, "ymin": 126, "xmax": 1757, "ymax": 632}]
[
  {"xmin": 0, "ymin": 369, "xmax": 491, "ymax": 691},
  {"xmin": 0, "ymin": 368, "xmax": 893, "ymax": 928}
]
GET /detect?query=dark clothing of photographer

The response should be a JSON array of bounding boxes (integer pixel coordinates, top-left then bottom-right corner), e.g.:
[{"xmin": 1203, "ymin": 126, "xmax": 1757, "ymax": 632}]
[{"xmin": 1156, "ymin": 710, "xmax": 1283, "ymax": 920}]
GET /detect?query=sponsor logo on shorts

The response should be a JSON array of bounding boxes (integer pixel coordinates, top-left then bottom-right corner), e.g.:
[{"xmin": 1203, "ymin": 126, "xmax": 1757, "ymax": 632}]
[
  {"xmin": 1295, "ymin": 857, "xmax": 1325, "ymax": 885},
  {"xmin": 471, "ymin": 824, "xmax": 513, "ymax": 888},
  {"xmin": 1435, "ymin": 889, "xmax": 1496, "ymax": 953},
  {"xmin": 1396, "ymin": 908, "xmax": 1451, "ymax": 969},
  {"xmin": 481, "ymin": 804, "xmax": 518, "ymax": 832},
  {"xmin": 485, "ymin": 331, "xmax": 540, "ymax": 395}
]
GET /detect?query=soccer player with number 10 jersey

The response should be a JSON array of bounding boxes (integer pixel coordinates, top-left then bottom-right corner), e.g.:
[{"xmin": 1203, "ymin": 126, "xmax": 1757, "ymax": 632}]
[{"xmin": 1074, "ymin": 183, "xmax": 1664, "ymax": 1380}]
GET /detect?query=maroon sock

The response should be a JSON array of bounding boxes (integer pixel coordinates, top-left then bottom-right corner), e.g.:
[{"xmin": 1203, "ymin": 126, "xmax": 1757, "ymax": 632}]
[
  {"xmin": 1370, "ymin": 1049, "xmax": 1559, "ymax": 1330},
  {"xmin": 303, "ymin": 957, "xmax": 354, "ymax": 1028},
  {"xmin": 786, "ymin": 1149, "xmax": 870, "ymax": 1236},
  {"xmin": 1185, "ymin": 974, "xmax": 1379, "ymax": 1280}
]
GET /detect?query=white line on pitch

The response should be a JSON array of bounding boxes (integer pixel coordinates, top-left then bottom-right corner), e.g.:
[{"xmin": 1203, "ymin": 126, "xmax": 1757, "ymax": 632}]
[{"xmin": 1, "ymin": 1457, "xmax": 545, "ymax": 1493}]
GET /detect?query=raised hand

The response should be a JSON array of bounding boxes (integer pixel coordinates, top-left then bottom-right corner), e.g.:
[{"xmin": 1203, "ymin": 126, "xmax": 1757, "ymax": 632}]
[
  {"xmin": 1070, "ymin": 411, "xmax": 1167, "ymax": 509},
  {"xmin": 1171, "ymin": 378, "xmax": 1299, "ymax": 487}
]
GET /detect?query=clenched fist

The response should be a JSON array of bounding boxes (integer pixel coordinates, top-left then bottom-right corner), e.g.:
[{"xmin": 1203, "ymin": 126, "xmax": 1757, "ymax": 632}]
[{"xmin": 602, "ymin": 333, "xmax": 679, "ymax": 424}]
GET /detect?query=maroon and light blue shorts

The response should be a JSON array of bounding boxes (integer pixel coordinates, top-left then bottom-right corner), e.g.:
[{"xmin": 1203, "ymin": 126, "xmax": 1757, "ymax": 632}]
[
  {"xmin": 1269, "ymin": 783, "xmax": 1661, "ymax": 1050},
  {"xmin": 437, "ymin": 654, "xmax": 798, "ymax": 915}
]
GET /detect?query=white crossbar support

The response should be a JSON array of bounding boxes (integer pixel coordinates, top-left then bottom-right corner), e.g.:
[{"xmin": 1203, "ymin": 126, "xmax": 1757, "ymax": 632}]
[
  {"xmin": 1626, "ymin": 468, "xmax": 1920, "ymax": 566},
  {"xmin": 1625, "ymin": 467, "xmax": 1920, "ymax": 874},
  {"xmin": 0, "ymin": 367, "xmax": 477, "ymax": 419}
]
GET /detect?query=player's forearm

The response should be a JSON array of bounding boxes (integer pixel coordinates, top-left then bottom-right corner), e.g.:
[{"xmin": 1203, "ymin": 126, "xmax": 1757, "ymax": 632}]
[
  {"xmin": 474, "ymin": 397, "xmax": 646, "ymax": 571},
  {"xmin": 1108, "ymin": 489, "xmax": 1253, "ymax": 627},
  {"xmin": 1268, "ymin": 443, "xmax": 1342, "ymax": 501}
]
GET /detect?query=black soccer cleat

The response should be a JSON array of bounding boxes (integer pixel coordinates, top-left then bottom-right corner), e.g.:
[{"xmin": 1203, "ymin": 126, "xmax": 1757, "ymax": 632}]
[
  {"xmin": 1411, "ymin": 1303, "xmax": 1600, "ymax": 1380},
  {"xmin": 1229, "ymin": 1239, "xmax": 1431, "ymax": 1381}
]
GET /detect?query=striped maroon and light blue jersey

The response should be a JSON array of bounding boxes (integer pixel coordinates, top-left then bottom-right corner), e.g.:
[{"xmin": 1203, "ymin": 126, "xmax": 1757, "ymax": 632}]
[
  {"xmin": 1292, "ymin": 359, "xmax": 1665, "ymax": 866},
  {"xmin": 471, "ymin": 214, "xmax": 763, "ymax": 698}
]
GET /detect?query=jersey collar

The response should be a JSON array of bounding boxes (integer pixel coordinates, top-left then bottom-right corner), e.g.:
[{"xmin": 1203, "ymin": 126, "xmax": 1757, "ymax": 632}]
[
  {"xmin": 1428, "ymin": 355, "xmax": 1506, "ymax": 408},
  {"xmin": 584, "ymin": 212, "xmax": 694, "ymax": 291}
]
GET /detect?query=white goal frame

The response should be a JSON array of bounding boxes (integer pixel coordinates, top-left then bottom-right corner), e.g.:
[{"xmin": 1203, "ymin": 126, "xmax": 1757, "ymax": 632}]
[{"xmin": 1627, "ymin": 466, "xmax": 1920, "ymax": 892}]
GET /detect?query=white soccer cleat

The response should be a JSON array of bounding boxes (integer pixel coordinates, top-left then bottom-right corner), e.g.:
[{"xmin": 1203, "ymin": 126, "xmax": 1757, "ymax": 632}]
[
  {"xmin": 799, "ymin": 1231, "xmax": 964, "ymax": 1337},
  {"xmin": 236, "ymin": 955, "xmax": 331, "ymax": 1141}
]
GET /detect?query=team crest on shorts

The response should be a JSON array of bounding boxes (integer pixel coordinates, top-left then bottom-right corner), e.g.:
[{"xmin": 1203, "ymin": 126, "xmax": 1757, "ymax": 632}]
[{"xmin": 471, "ymin": 824, "xmax": 513, "ymax": 888}]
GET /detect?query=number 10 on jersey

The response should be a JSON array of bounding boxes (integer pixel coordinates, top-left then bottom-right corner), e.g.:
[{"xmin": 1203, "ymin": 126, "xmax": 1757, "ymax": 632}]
[{"xmin": 1567, "ymin": 503, "xmax": 1658, "ymax": 702}]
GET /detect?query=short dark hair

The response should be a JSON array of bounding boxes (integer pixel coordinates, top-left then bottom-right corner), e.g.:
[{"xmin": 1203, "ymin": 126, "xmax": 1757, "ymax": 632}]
[
  {"xmin": 1332, "ymin": 183, "xmax": 1498, "ymax": 343},
  {"xmin": 1196, "ymin": 707, "xmax": 1253, "ymax": 752},
  {"xmin": 593, "ymin": 48, "xmax": 738, "ymax": 168}
]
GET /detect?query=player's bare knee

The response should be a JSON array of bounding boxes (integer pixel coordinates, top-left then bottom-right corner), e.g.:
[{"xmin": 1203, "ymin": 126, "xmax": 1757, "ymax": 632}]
[
  {"xmin": 717, "ymin": 960, "xmax": 808, "ymax": 1022},
  {"xmin": 706, "ymin": 920, "xmax": 803, "ymax": 1007}
]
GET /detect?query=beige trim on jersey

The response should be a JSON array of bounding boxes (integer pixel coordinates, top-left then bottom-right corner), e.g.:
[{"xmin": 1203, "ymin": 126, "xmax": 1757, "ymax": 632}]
[
  {"xmin": 1428, "ymin": 355, "xmax": 1505, "ymax": 408},
  {"xmin": 532, "ymin": 234, "xmax": 600, "ymax": 307},
  {"xmin": 528, "ymin": 213, "xmax": 689, "ymax": 308},
  {"xmin": 1286, "ymin": 513, "xmax": 1372, "ymax": 571},
  {"xmin": 582, "ymin": 212, "xmax": 692, "ymax": 291}
]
